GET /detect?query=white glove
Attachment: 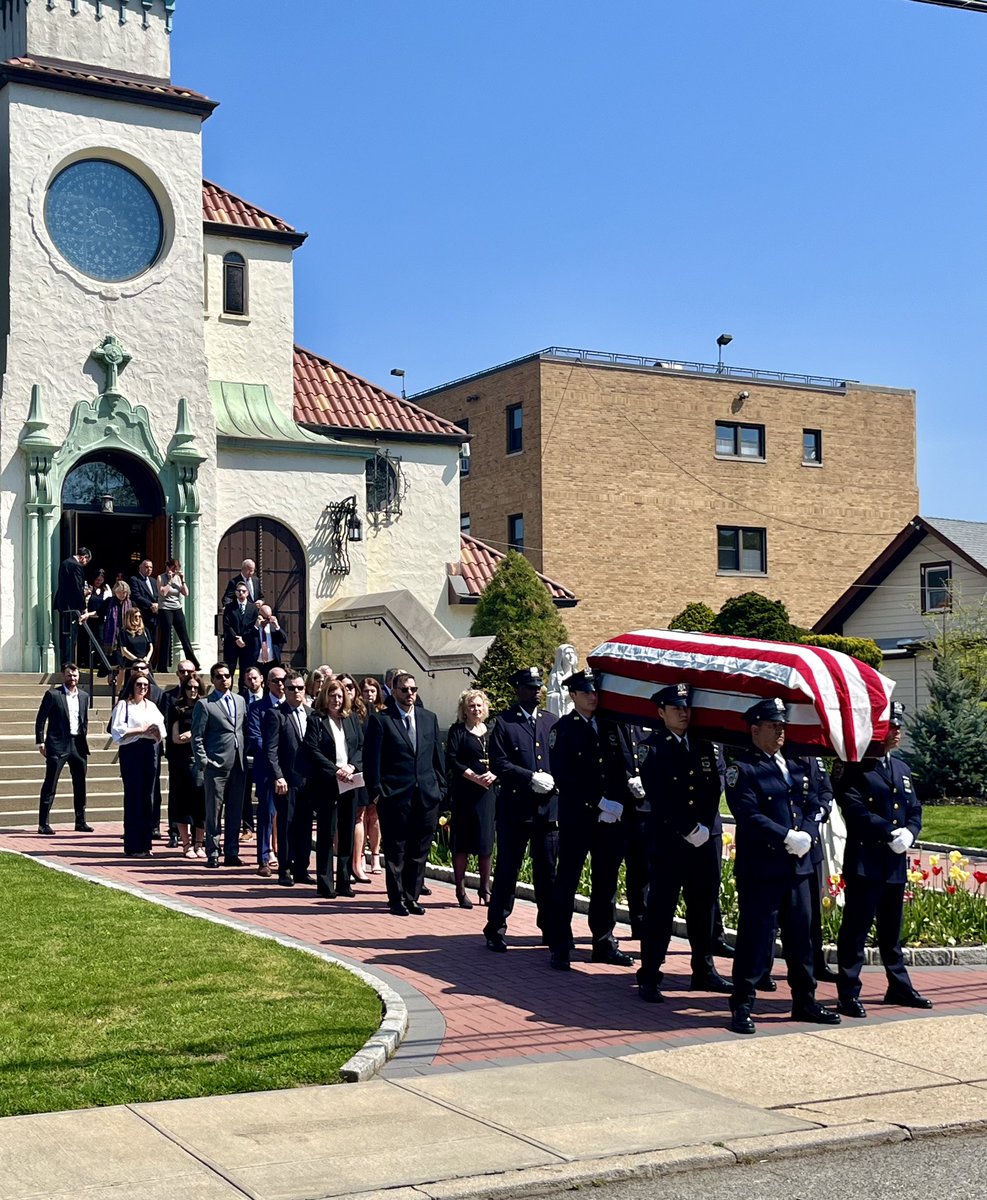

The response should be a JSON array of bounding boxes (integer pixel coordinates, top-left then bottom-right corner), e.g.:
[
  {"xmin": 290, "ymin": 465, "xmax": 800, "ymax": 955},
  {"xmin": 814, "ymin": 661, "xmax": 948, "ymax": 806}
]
[
  {"xmin": 889, "ymin": 827, "xmax": 914, "ymax": 854},
  {"xmin": 598, "ymin": 809, "xmax": 619, "ymax": 824},
  {"xmin": 627, "ymin": 775, "xmax": 646, "ymax": 800},
  {"xmin": 684, "ymin": 823, "xmax": 710, "ymax": 848},
  {"xmin": 784, "ymin": 829, "xmax": 812, "ymax": 858},
  {"xmin": 530, "ymin": 770, "xmax": 555, "ymax": 795},
  {"xmin": 598, "ymin": 798, "xmax": 624, "ymax": 823}
]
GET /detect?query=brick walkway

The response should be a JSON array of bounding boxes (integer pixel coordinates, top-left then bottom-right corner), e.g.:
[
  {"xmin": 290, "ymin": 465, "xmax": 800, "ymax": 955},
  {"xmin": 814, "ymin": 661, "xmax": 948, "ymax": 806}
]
[{"xmin": 3, "ymin": 824, "xmax": 986, "ymax": 1074}]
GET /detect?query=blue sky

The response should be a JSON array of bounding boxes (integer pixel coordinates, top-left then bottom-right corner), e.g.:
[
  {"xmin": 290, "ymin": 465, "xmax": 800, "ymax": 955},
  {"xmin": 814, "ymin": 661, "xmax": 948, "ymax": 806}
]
[{"xmin": 174, "ymin": 1, "xmax": 985, "ymax": 520}]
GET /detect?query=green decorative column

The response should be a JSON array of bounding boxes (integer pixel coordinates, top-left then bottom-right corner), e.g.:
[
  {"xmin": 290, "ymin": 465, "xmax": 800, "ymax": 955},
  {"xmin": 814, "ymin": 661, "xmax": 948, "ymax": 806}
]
[
  {"xmin": 19, "ymin": 385, "xmax": 58, "ymax": 672},
  {"xmin": 168, "ymin": 398, "xmax": 206, "ymax": 657}
]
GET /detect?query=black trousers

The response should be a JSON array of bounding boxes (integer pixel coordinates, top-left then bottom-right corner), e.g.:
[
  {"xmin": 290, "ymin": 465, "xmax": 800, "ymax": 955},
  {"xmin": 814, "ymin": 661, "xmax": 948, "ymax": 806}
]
[
  {"xmin": 57, "ymin": 608, "xmax": 81, "ymax": 668},
  {"xmin": 38, "ymin": 737, "xmax": 88, "ymax": 825},
  {"xmin": 766, "ymin": 855, "xmax": 829, "ymax": 975},
  {"xmin": 157, "ymin": 608, "xmax": 197, "ymax": 671},
  {"xmin": 311, "ymin": 784, "xmax": 356, "ymax": 888},
  {"xmin": 484, "ymin": 816, "xmax": 559, "ymax": 938},
  {"xmin": 837, "ymin": 875, "xmax": 913, "ymax": 1000},
  {"xmin": 731, "ymin": 871, "xmax": 815, "ymax": 1010},
  {"xmin": 120, "ymin": 740, "xmax": 156, "ymax": 854},
  {"xmin": 548, "ymin": 807, "xmax": 625, "ymax": 953},
  {"xmin": 638, "ymin": 834, "xmax": 720, "ymax": 986},
  {"xmin": 377, "ymin": 788, "xmax": 441, "ymax": 905},
  {"xmin": 281, "ymin": 785, "xmax": 310, "ymax": 876}
]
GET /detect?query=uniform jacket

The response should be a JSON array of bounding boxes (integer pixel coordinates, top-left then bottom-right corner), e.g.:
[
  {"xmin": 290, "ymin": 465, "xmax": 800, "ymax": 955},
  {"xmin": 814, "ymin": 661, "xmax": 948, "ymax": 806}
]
[
  {"xmin": 837, "ymin": 754, "xmax": 921, "ymax": 884},
  {"xmin": 725, "ymin": 749, "xmax": 823, "ymax": 880},
  {"xmin": 488, "ymin": 705, "xmax": 557, "ymax": 825},
  {"xmin": 264, "ymin": 702, "xmax": 310, "ymax": 789},
  {"xmin": 222, "ymin": 600, "xmax": 260, "ymax": 659},
  {"xmin": 191, "ymin": 690, "xmax": 246, "ymax": 773},
  {"xmin": 797, "ymin": 755, "xmax": 833, "ymax": 867},
  {"xmin": 549, "ymin": 712, "xmax": 627, "ymax": 820},
  {"xmin": 35, "ymin": 686, "xmax": 90, "ymax": 756},
  {"xmin": 638, "ymin": 728, "xmax": 721, "ymax": 842},
  {"xmin": 54, "ymin": 556, "xmax": 86, "ymax": 613},
  {"xmin": 364, "ymin": 698, "xmax": 445, "ymax": 810}
]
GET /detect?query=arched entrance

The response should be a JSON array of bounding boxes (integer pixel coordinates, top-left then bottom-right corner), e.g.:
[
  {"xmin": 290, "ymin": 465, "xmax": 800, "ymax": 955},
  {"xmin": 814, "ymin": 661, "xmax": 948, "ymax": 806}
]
[
  {"xmin": 218, "ymin": 517, "xmax": 307, "ymax": 666},
  {"xmin": 60, "ymin": 451, "xmax": 167, "ymax": 585}
]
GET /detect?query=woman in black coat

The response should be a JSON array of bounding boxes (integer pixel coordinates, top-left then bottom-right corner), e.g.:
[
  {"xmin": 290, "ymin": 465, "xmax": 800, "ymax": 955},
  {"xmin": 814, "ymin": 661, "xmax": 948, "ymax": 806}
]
[
  {"xmin": 304, "ymin": 677, "xmax": 364, "ymax": 899},
  {"xmin": 446, "ymin": 687, "xmax": 497, "ymax": 908}
]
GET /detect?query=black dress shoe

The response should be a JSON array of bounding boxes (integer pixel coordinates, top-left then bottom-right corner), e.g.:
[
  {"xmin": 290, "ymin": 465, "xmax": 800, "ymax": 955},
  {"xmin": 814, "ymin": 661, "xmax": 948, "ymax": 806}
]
[
  {"xmin": 730, "ymin": 1006, "xmax": 756, "ymax": 1035},
  {"xmin": 335, "ymin": 881, "xmax": 356, "ymax": 898},
  {"xmin": 150, "ymin": 827, "xmax": 161, "ymax": 840},
  {"xmin": 815, "ymin": 965, "xmax": 840, "ymax": 985},
  {"xmin": 224, "ymin": 856, "xmax": 245, "ymax": 867},
  {"xmin": 293, "ymin": 871, "xmax": 314, "ymax": 885},
  {"xmin": 485, "ymin": 933, "xmax": 508, "ymax": 952},
  {"xmin": 837, "ymin": 998, "xmax": 868, "ymax": 1019},
  {"xmin": 691, "ymin": 971, "xmax": 733, "ymax": 994},
  {"xmin": 75, "ymin": 822, "xmax": 94, "ymax": 833},
  {"xmin": 883, "ymin": 988, "xmax": 933, "ymax": 1009},
  {"xmin": 757, "ymin": 973, "xmax": 778, "ymax": 992},
  {"xmin": 317, "ymin": 885, "xmax": 336, "ymax": 899},
  {"xmin": 591, "ymin": 944, "xmax": 635, "ymax": 966},
  {"xmin": 639, "ymin": 984, "xmax": 665, "ymax": 1003},
  {"xmin": 419, "ymin": 885, "xmax": 432, "ymax": 897},
  {"xmin": 278, "ymin": 872, "xmax": 295, "ymax": 887},
  {"xmin": 791, "ymin": 1000, "xmax": 841, "ymax": 1025},
  {"xmin": 38, "ymin": 825, "xmax": 56, "ymax": 835},
  {"xmin": 549, "ymin": 951, "xmax": 571, "ymax": 971},
  {"xmin": 206, "ymin": 856, "xmax": 220, "ymax": 870},
  {"xmin": 390, "ymin": 902, "xmax": 410, "ymax": 916},
  {"xmin": 713, "ymin": 938, "xmax": 736, "ymax": 958},
  {"xmin": 406, "ymin": 900, "xmax": 426, "ymax": 915}
]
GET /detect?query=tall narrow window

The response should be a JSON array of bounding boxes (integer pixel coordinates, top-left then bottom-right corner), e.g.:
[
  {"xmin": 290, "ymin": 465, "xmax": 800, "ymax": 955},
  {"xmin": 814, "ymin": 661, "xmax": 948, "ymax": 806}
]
[
  {"xmin": 458, "ymin": 418, "xmax": 470, "ymax": 475},
  {"xmin": 921, "ymin": 562, "xmax": 951, "ymax": 613},
  {"xmin": 460, "ymin": 512, "xmax": 471, "ymax": 533},
  {"xmin": 803, "ymin": 429, "xmax": 823, "ymax": 464},
  {"xmin": 508, "ymin": 513, "xmax": 525, "ymax": 552},
  {"xmin": 223, "ymin": 251, "xmax": 246, "ymax": 315},
  {"xmin": 506, "ymin": 404, "xmax": 523, "ymax": 454}
]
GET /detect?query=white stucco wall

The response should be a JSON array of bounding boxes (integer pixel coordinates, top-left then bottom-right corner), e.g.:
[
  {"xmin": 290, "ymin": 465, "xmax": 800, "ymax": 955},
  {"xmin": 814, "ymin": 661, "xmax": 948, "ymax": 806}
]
[
  {"xmin": 203, "ymin": 234, "xmax": 296, "ymax": 416},
  {"xmin": 0, "ymin": 84, "xmax": 214, "ymax": 669},
  {"xmin": 0, "ymin": 0, "xmax": 172, "ymax": 80}
]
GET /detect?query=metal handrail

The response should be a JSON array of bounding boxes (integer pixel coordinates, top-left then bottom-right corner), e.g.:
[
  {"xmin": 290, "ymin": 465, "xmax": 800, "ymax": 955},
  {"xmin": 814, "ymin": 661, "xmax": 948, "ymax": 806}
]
[{"xmin": 76, "ymin": 617, "xmax": 120, "ymax": 711}]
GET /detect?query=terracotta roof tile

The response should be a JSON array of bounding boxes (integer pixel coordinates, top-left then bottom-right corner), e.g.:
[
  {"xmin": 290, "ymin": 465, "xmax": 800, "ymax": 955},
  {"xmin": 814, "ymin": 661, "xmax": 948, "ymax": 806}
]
[
  {"xmin": 1, "ymin": 55, "xmax": 215, "ymax": 109},
  {"xmin": 294, "ymin": 345, "xmax": 466, "ymax": 441},
  {"xmin": 457, "ymin": 534, "xmax": 577, "ymax": 602},
  {"xmin": 202, "ymin": 179, "xmax": 299, "ymax": 236}
]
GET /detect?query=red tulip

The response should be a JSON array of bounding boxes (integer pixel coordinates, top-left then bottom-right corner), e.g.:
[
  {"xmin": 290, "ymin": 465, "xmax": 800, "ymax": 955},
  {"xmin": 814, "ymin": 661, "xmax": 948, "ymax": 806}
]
[
  {"xmin": 946, "ymin": 885, "xmax": 957, "ymax": 895},
  {"xmin": 974, "ymin": 871, "xmax": 987, "ymax": 886},
  {"xmin": 932, "ymin": 866, "xmax": 943, "ymax": 876},
  {"xmin": 913, "ymin": 857, "xmax": 922, "ymax": 867},
  {"xmin": 922, "ymin": 870, "xmax": 929, "ymax": 880}
]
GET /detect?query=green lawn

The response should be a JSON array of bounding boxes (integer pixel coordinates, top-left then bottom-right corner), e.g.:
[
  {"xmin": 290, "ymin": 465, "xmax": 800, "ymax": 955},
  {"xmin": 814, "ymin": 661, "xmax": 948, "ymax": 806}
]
[
  {"xmin": 0, "ymin": 853, "xmax": 381, "ymax": 1117},
  {"xmin": 919, "ymin": 806, "xmax": 987, "ymax": 851}
]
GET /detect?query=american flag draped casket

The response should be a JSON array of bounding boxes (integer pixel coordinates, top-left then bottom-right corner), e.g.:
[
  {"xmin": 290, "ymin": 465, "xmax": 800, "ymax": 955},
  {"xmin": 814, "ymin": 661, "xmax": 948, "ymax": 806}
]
[{"xmin": 586, "ymin": 629, "xmax": 895, "ymax": 761}]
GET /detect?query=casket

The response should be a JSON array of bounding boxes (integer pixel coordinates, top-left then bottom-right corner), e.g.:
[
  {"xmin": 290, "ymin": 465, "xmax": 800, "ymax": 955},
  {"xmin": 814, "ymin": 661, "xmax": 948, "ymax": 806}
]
[{"xmin": 587, "ymin": 629, "xmax": 895, "ymax": 761}]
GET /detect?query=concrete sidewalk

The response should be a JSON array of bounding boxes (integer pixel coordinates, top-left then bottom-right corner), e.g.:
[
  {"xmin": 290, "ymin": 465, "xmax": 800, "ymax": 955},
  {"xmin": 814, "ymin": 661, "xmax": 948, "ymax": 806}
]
[{"xmin": 3, "ymin": 1015, "xmax": 987, "ymax": 1200}]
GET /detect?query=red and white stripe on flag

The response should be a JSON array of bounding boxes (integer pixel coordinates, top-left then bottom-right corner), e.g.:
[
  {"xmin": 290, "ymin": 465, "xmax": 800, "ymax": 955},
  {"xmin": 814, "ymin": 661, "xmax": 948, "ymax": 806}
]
[{"xmin": 587, "ymin": 629, "xmax": 895, "ymax": 761}]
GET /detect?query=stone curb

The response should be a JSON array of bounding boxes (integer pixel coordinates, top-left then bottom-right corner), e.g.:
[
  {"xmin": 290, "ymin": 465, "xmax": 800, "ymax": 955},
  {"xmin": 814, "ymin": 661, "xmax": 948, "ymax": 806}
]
[
  {"xmin": 1, "ymin": 848, "xmax": 408, "ymax": 1083},
  {"xmin": 916, "ymin": 838, "xmax": 987, "ymax": 860}
]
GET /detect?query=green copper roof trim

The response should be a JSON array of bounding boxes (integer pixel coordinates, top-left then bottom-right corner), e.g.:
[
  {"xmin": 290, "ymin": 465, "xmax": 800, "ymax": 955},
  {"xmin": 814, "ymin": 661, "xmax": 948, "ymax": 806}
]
[{"xmin": 210, "ymin": 380, "xmax": 324, "ymax": 444}]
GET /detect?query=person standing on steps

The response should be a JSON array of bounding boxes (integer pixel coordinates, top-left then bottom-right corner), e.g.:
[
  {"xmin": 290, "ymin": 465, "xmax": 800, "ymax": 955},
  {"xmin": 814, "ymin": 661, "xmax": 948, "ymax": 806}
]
[{"xmin": 35, "ymin": 662, "xmax": 92, "ymax": 835}]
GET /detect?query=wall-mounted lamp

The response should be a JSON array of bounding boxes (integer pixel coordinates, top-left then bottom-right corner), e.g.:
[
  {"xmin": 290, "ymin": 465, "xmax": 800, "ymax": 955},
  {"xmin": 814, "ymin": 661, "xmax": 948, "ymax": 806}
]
[
  {"xmin": 737, "ymin": 390, "xmax": 750, "ymax": 401},
  {"xmin": 325, "ymin": 495, "xmax": 361, "ymax": 574},
  {"xmin": 100, "ymin": 494, "xmax": 114, "ymax": 514},
  {"xmin": 390, "ymin": 367, "xmax": 407, "ymax": 400},
  {"xmin": 346, "ymin": 506, "xmax": 363, "ymax": 543},
  {"xmin": 716, "ymin": 333, "xmax": 733, "ymax": 374}
]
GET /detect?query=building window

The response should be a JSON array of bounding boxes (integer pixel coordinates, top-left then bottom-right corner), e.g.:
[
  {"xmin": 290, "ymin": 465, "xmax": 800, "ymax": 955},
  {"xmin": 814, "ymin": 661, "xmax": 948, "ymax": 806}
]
[
  {"xmin": 365, "ymin": 451, "xmax": 402, "ymax": 521},
  {"xmin": 506, "ymin": 404, "xmax": 523, "ymax": 454},
  {"xmin": 803, "ymin": 429, "xmax": 823, "ymax": 464},
  {"xmin": 223, "ymin": 252, "xmax": 246, "ymax": 315},
  {"xmin": 921, "ymin": 562, "xmax": 952, "ymax": 613},
  {"xmin": 718, "ymin": 526, "xmax": 767, "ymax": 573},
  {"xmin": 715, "ymin": 421, "xmax": 765, "ymax": 460},
  {"xmin": 508, "ymin": 513, "xmax": 525, "ymax": 552},
  {"xmin": 460, "ymin": 512, "xmax": 471, "ymax": 533},
  {"xmin": 458, "ymin": 418, "xmax": 470, "ymax": 476}
]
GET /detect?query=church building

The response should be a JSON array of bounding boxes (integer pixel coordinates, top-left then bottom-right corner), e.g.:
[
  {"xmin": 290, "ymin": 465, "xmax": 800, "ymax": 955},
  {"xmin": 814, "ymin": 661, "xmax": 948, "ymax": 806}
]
[{"xmin": 0, "ymin": 0, "xmax": 574, "ymax": 715}]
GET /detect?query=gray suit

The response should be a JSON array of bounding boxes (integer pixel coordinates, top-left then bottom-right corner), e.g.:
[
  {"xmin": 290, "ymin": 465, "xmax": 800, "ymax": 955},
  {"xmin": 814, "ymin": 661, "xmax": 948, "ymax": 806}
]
[{"xmin": 192, "ymin": 689, "xmax": 247, "ymax": 861}]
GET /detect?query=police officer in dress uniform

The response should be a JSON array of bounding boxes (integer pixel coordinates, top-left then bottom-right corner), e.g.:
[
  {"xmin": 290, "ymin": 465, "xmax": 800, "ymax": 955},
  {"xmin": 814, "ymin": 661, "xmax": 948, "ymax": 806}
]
[
  {"xmin": 604, "ymin": 719, "xmax": 651, "ymax": 941},
  {"xmin": 635, "ymin": 684, "xmax": 731, "ymax": 1002},
  {"xmin": 483, "ymin": 666, "xmax": 559, "ymax": 952},
  {"xmin": 835, "ymin": 701, "xmax": 932, "ymax": 1017},
  {"xmin": 546, "ymin": 668, "xmax": 635, "ymax": 971},
  {"xmin": 726, "ymin": 697, "xmax": 841, "ymax": 1035}
]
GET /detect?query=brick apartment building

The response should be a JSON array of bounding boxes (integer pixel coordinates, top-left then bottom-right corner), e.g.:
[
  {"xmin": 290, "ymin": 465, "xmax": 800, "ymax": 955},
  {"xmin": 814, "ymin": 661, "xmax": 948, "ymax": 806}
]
[{"xmin": 415, "ymin": 347, "xmax": 919, "ymax": 654}]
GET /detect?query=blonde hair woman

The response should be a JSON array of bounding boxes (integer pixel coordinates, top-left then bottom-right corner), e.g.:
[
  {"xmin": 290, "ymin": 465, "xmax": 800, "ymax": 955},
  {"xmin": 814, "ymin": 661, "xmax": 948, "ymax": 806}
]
[{"xmin": 445, "ymin": 687, "xmax": 497, "ymax": 907}]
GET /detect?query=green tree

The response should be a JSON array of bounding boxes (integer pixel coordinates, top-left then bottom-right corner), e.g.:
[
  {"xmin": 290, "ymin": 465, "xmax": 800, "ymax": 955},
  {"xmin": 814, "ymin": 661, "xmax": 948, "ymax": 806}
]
[
  {"xmin": 800, "ymin": 633, "xmax": 884, "ymax": 670},
  {"xmin": 712, "ymin": 592, "xmax": 796, "ymax": 642},
  {"xmin": 475, "ymin": 628, "xmax": 552, "ymax": 714},
  {"xmin": 902, "ymin": 654, "xmax": 987, "ymax": 801},
  {"xmin": 668, "ymin": 601, "xmax": 717, "ymax": 633}
]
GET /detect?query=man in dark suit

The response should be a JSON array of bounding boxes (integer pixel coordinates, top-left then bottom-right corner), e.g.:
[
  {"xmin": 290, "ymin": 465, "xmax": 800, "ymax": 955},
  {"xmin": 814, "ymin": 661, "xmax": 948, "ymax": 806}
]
[
  {"xmin": 635, "ymin": 684, "xmax": 731, "ymax": 1001},
  {"xmin": 835, "ymin": 701, "xmax": 932, "ymax": 1017},
  {"xmin": 129, "ymin": 559, "xmax": 159, "ymax": 644},
  {"xmin": 222, "ymin": 558, "xmax": 263, "ymax": 607},
  {"xmin": 191, "ymin": 661, "xmax": 247, "ymax": 868},
  {"xmin": 222, "ymin": 582, "xmax": 259, "ymax": 689},
  {"xmin": 248, "ymin": 666, "xmax": 286, "ymax": 876},
  {"xmin": 35, "ymin": 662, "xmax": 92, "ymax": 834},
  {"xmin": 255, "ymin": 603, "xmax": 287, "ymax": 674},
  {"xmin": 725, "ymin": 697, "xmax": 840, "ymax": 1035},
  {"xmin": 364, "ymin": 672, "xmax": 446, "ymax": 916},
  {"xmin": 54, "ymin": 547, "xmax": 91, "ymax": 666},
  {"xmin": 264, "ymin": 671, "xmax": 311, "ymax": 887},
  {"xmin": 482, "ymin": 666, "xmax": 559, "ymax": 952}
]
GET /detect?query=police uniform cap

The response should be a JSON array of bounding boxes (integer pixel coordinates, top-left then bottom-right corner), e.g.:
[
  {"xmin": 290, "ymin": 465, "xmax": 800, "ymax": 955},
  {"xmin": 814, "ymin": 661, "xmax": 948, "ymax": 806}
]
[
  {"xmin": 744, "ymin": 697, "xmax": 788, "ymax": 724},
  {"xmin": 563, "ymin": 668, "xmax": 598, "ymax": 693},
  {"xmin": 652, "ymin": 682, "xmax": 692, "ymax": 708},
  {"xmin": 889, "ymin": 700, "xmax": 906, "ymax": 727},
  {"xmin": 510, "ymin": 666, "xmax": 544, "ymax": 688}
]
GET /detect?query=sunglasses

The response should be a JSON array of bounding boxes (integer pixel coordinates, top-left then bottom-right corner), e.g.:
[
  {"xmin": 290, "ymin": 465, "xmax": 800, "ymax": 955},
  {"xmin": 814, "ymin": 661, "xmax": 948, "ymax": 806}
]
[
  {"xmin": 213, "ymin": 671, "xmax": 231, "ymax": 679},
  {"xmin": 397, "ymin": 686, "xmax": 418, "ymax": 694},
  {"xmin": 286, "ymin": 684, "xmax": 306, "ymax": 691}
]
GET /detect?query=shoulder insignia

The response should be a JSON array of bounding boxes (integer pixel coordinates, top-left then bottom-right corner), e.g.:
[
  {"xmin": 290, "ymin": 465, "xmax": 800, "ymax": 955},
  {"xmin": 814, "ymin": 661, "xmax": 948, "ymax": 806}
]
[
  {"xmin": 549, "ymin": 728, "xmax": 557, "ymax": 749},
  {"xmin": 637, "ymin": 744, "xmax": 650, "ymax": 764},
  {"xmin": 902, "ymin": 775, "xmax": 912, "ymax": 792},
  {"xmin": 816, "ymin": 757, "xmax": 825, "ymax": 770},
  {"xmin": 725, "ymin": 765, "xmax": 739, "ymax": 788}
]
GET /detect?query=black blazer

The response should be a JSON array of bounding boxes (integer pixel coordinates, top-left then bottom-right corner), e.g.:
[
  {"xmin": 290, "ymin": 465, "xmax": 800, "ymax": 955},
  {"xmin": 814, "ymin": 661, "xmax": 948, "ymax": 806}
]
[
  {"xmin": 129, "ymin": 574, "xmax": 159, "ymax": 622},
  {"xmin": 364, "ymin": 699, "xmax": 445, "ymax": 809},
  {"xmin": 222, "ymin": 572, "xmax": 264, "ymax": 606},
  {"xmin": 304, "ymin": 711, "xmax": 364, "ymax": 787},
  {"xmin": 35, "ymin": 687, "xmax": 90, "ymax": 756},
  {"xmin": 54, "ymin": 557, "xmax": 86, "ymax": 613},
  {"xmin": 264, "ymin": 703, "xmax": 309, "ymax": 788},
  {"xmin": 223, "ymin": 601, "xmax": 260, "ymax": 660}
]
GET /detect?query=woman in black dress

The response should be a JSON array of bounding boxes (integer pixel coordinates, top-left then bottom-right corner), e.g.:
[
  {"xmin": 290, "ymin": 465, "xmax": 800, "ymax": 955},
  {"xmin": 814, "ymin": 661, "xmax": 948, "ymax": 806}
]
[
  {"xmin": 168, "ymin": 675, "xmax": 206, "ymax": 857},
  {"xmin": 446, "ymin": 688, "xmax": 497, "ymax": 908}
]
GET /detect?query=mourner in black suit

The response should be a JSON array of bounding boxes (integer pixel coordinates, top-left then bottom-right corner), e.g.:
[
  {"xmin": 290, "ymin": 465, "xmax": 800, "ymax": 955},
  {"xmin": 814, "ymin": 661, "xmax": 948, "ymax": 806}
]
[
  {"xmin": 726, "ymin": 697, "xmax": 840, "ymax": 1035},
  {"xmin": 35, "ymin": 663, "xmax": 91, "ymax": 833},
  {"xmin": 129, "ymin": 559, "xmax": 160, "ymax": 643},
  {"xmin": 222, "ymin": 583, "xmax": 260, "ymax": 689},
  {"xmin": 546, "ymin": 668, "xmax": 634, "ymax": 970},
  {"xmin": 482, "ymin": 666, "xmax": 559, "ymax": 952},
  {"xmin": 53, "ymin": 548, "xmax": 90, "ymax": 666},
  {"xmin": 636, "ymin": 683, "xmax": 731, "ymax": 1001},
  {"xmin": 264, "ymin": 672, "xmax": 312, "ymax": 887},
  {"xmin": 222, "ymin": 560, "xmax": 263, "ymax": 607},
  {"xmin": 248, "ymin": 670, "xmax": 286, "ymax": 874},
  {"xmin": 835, "ymin": 701, "xmax": 932, "ymax": 1017},
  {"xmin": 364, "ymin": 672, "xmax": 446, "ymax": 916}
]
